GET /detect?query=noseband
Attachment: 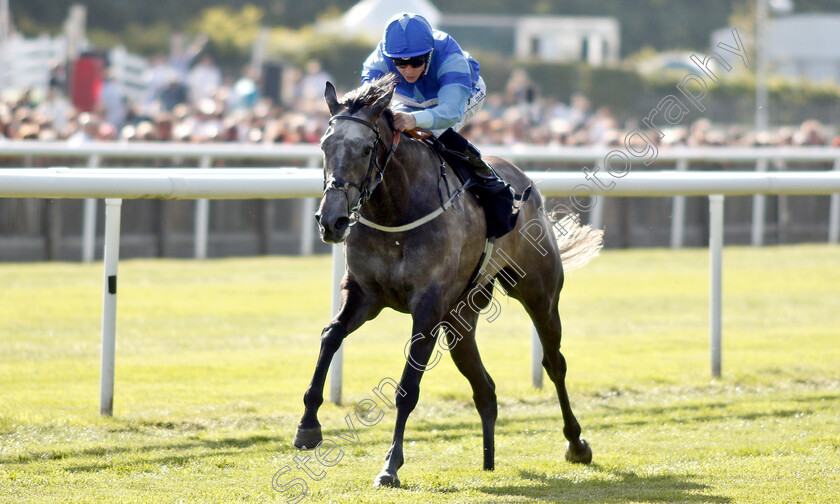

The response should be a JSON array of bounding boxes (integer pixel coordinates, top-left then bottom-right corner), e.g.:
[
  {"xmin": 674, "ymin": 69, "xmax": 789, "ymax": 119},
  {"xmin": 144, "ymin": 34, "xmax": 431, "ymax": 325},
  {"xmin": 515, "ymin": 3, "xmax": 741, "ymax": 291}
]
[{"xmin": 324, "ymin": 115, "xmax": 400, "ymax": 220}]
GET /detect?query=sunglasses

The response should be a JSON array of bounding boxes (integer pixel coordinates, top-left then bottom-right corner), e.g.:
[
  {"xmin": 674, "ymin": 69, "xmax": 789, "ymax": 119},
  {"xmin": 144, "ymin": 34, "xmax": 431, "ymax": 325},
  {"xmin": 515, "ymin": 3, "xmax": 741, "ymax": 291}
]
[{"xmin": 392, "ymin": 56, "xmax": 427, "ymax": 69}]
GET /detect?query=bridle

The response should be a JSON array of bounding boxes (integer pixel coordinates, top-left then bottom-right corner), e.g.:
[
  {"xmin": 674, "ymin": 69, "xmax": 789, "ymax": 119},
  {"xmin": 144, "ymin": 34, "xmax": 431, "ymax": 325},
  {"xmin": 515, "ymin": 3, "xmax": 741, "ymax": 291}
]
[
  {"xmin": 323, "ymin": 114, "xmax": 400, "ymax": 221},
  {"xmin": 322, "ymin": 114, "xmax": 470, "ymax": 235}
]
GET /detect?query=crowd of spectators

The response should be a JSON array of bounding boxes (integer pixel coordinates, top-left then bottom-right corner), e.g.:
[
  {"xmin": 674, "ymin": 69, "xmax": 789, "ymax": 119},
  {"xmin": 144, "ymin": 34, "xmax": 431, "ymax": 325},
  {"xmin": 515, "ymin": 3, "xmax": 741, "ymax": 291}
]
[
  {"xmin": 463, "ymin": 93, "xmax": 840, "ymax": 148},
  {"xmin": 1, "ymin": 46, "xmax": 839, "ymax": 148},
  {"xmin": 0, "ymin": 57, "xmax": 331, "ymax": 145}
]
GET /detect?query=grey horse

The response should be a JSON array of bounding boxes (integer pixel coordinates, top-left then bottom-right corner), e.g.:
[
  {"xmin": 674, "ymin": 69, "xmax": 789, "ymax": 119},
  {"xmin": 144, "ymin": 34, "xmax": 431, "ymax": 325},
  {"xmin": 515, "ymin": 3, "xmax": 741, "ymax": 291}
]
[{"xmin": 295, "ymin": 75, "xmax": 602, "ymax": 488}]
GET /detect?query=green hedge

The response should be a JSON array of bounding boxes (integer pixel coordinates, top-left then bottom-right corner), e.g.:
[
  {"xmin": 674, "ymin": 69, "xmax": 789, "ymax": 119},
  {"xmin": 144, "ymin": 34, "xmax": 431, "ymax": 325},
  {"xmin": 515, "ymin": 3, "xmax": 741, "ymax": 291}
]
[
  {"xmin": 268, "ymin": 29, "xmax": 840, "ymax": 125},
  {"xmin": 479, "ymin": 56, "xmax": 840, "ymax": 124}
]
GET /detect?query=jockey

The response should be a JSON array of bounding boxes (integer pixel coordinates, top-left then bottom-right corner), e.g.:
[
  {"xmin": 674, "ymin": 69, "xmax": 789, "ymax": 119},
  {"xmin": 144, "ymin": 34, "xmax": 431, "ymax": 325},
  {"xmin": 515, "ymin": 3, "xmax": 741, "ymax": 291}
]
[{"xmin": 361, "ymin": 13, "xmax": 506, "ymax": 194}]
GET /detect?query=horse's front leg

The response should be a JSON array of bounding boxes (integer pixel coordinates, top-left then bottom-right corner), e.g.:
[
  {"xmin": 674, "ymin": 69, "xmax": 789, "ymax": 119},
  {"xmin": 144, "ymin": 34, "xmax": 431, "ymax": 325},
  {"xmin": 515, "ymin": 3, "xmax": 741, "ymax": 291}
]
[
  {"xmin": 374, "ymin": 289, "xmax": 445, "ymax": 488},
  {"xmin": 294, "ymin": 277, "xmax": 379, "ymax": 449}
]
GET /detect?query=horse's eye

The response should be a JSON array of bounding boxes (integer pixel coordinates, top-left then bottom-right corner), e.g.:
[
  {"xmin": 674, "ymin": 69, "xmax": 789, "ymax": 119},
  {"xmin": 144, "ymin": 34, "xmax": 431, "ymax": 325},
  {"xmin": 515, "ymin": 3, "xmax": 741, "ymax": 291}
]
[{"xmin": 362, "ymin": 146, "xmax": 372, "ymax": 156}]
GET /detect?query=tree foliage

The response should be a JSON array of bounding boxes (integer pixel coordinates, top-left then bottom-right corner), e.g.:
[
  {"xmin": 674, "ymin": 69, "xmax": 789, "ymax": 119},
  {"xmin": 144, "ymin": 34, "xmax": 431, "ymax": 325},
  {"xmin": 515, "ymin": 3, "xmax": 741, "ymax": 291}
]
[
  {"xmin": 10, "ymin": 0, "xmax": 840, "ymax": 57},
  {"xmin": 191, "ymin": 5, "xmax": 265, "ymax": 62}
]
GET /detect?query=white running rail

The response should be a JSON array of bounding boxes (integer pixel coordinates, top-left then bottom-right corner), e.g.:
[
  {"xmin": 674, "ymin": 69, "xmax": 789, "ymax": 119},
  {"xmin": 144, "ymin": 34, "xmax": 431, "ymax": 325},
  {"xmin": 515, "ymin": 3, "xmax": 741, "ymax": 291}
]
[{"xmin": 1, "ymin": 165, "xmax": 839, "ymax": 413}]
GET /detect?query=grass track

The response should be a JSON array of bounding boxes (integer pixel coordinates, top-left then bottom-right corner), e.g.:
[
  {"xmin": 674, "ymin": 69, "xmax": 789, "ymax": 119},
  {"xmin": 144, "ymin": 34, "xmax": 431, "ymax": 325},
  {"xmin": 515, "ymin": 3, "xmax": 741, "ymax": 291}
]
[{"xmin": 1, "ymin": 245, "xmax": 838, "ymax": 503}]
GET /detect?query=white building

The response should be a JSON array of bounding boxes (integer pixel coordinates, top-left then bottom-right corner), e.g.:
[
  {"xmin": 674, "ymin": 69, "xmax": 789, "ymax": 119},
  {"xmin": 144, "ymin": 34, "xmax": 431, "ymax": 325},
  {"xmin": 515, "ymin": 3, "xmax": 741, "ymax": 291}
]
[
  {"xmin": 443, "ymin": 15, "xmax": 620, "ymax": 66},
  {"xmin": 321, "ymin": 0, "xmax": 620, "ymax": 66},
  {"xmin": 321, "ymin": 0, "xmax": 442, "ymax": 42},
  {"xmin": 712, "ymin": 13, "xmax": 840, "ymax": 84}
]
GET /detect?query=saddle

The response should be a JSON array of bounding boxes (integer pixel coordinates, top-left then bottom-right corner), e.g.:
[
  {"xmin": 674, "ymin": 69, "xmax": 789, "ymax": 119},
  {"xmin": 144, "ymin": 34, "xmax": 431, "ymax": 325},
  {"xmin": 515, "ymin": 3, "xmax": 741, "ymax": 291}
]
[{"xmin": 431, "ymin": 128, "xmax": 531, "ymax": 239}]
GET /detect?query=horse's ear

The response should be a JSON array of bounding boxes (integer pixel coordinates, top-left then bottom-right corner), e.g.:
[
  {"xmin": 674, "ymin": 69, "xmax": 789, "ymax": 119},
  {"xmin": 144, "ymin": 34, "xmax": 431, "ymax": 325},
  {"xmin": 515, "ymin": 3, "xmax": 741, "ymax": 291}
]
[
  {"xmin": 369, "ymin": 83, "xmax": 395, "ymax": 119},
  {"xmin": 324, "ymin": 81, "xmax": 341, "ymax": 115}
]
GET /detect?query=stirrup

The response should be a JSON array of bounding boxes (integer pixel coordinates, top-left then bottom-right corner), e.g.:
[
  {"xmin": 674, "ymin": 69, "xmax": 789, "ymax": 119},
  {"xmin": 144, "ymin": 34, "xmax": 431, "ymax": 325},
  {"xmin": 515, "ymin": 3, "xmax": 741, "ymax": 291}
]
[{"xmin": 468, "ymin": 158, "xmax": 497, "ymax": 181}]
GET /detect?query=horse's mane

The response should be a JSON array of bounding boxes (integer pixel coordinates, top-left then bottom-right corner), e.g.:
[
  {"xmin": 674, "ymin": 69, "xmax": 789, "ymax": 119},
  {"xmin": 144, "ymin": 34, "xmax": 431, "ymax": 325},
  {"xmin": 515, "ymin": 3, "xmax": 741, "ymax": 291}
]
[{"xmin": 339, "ymin": 74, "xmax": 397, "ymax": 126}]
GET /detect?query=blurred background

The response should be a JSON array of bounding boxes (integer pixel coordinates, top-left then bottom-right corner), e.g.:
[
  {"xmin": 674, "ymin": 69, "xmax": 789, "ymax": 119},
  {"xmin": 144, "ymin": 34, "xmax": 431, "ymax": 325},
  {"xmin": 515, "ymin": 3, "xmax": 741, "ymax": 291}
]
[{"xmin": 1, "ymin": 0, "xmax": 839, "ymax": 260}]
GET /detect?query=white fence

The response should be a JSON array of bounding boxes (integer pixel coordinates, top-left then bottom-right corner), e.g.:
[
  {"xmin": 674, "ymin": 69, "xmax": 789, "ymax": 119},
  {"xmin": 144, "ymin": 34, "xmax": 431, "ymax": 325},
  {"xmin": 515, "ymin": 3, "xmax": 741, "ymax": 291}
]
[
  {"xmin": 0, "ymin": 37, "xmax": 147, "ymax": 104},
  {"xmin": 0, "ymin": 34, "xmax": 66, "ymax": 94},
  {"xmin": 108, "ymin": 45, "xmax": 150, "ymax": 105},
  {"xmin": 1, "ymin": 164, "xmax": 839, "ymax": 415},
  {"xmin": 2, "ymin": 142, "xmax": 840, "ymax": 263}
]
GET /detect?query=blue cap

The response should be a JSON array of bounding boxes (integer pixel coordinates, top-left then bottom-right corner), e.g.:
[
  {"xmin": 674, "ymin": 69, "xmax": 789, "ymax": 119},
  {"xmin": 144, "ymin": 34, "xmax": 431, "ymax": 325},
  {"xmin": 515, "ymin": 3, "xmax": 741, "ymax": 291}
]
[{"xmin": 382, "ymin": 13, "xmax": 434, "ymax": 58}]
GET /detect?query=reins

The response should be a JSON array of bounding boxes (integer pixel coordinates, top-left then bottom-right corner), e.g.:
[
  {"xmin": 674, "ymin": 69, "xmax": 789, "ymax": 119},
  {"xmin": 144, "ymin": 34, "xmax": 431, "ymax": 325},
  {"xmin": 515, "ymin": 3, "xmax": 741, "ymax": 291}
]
[{"xmin": 325, "ymin": 115, "xmax": 467, "ymax": 233}]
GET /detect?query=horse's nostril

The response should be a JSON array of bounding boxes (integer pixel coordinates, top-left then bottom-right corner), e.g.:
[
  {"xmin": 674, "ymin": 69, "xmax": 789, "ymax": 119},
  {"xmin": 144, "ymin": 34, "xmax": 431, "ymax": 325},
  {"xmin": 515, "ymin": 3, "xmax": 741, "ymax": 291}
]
[
  {"xmin": 334, "ymin": 217, "xmax": 350, "ymax": 233},
  {"xmin": 314, "ymin": 212, "xmax": 322, "ymax": 225}
]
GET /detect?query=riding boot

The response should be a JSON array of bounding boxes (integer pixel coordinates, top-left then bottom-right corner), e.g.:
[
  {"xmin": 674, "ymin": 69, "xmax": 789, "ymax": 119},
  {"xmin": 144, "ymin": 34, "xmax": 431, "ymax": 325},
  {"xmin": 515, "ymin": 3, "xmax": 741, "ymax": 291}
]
[
  {"xmin": 437, "ymin": 128, "xmax": 501, "ymax": 186},
  {"xmin": 436, "ymin": 128, "xmax": 521, "ymax": 239}
]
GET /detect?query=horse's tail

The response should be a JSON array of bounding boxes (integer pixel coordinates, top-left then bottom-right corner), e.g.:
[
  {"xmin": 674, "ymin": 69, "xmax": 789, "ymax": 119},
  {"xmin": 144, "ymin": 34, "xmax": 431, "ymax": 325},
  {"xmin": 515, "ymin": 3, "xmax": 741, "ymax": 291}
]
[{"xmin": 553, "ymin": 213, "xmax": 604, "ymax": 271}]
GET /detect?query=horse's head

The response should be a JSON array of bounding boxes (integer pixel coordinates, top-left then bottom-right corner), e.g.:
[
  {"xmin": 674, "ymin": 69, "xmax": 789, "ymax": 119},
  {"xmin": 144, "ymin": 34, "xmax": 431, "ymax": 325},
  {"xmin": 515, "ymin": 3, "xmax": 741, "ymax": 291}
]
[{"xmin": 315, "ymin": 77, "xmax": 396, "ymax": 243}]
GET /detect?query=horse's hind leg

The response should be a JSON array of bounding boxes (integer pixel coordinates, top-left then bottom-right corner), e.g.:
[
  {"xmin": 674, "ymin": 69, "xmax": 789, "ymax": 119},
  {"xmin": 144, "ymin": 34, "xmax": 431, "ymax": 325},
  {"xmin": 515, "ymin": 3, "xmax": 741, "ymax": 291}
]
[
  {"xmin": 512, "ymin": 274, "xmax": 592, "ymax": 464},
  {"xmin": 442, "ymin": 309, "xmax": 497, "ymax": 470},
  {"xmin": 535, "ymin": 309, "xmax": 592, "ymax": 463},
  {"xmin": 294, "ymin": 277, "xmax": 379, "ymax": 449}
]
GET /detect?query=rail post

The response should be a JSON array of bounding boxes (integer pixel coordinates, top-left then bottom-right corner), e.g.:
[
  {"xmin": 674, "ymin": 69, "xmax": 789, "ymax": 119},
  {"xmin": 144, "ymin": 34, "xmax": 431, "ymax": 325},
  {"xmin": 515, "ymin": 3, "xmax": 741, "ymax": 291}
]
[
  {"xmin": 751, "ymin": 158, "xmax": 768, "ymax": 246},
  {"xmin": 300, "ymin": 156, "xmax": 320, "ymax": 256},
  {"xmin": 329, "ymin": 245, "xmax": 345, "ymax": 405},
  {"xmin": 829, "ymin": 158, "xmax": 840, "ymax": 244},
  {"xmin": 709, "ymin": 195, "xmax": 724, "ymax": 378},
  {"xmin": 82, "ymin": 154, "xmax": 101, "ymax": 262},
  {"xmin": 670, "ymin": 158, "xmax": 689, "ymax": 248},
  {"xmin": 100, "ymin": 198, "xmax": 122, "ymax": 416},
  {"xmin": 531, "ymin": 326, "xmax": 543, "ymax": 389},
  {"xmin": 194, "ymin": 155, "xmax": 212, "ymax": 259}
]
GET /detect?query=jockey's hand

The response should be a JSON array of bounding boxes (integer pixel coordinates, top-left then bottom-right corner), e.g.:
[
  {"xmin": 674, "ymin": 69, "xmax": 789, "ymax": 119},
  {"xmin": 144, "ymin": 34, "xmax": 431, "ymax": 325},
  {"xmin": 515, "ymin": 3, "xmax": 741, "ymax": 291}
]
[{"xmin": 393, "ymin": 112, "xmax": 417, "ymax": 132}]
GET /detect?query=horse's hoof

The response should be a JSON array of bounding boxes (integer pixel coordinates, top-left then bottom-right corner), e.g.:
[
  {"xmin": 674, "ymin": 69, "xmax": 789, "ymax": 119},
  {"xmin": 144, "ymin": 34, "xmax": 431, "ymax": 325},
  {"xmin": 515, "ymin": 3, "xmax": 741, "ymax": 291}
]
[
  {"xmin": 565, "ymin": 439, "xmax": 592, "ymax": 464},
  {"xmin": 373, "ymin": 471, "xmax": 400, "ymax": 488},
  {"xmin": 293, "ymin": 425, "xmax": 323, "ymax": 449}
]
